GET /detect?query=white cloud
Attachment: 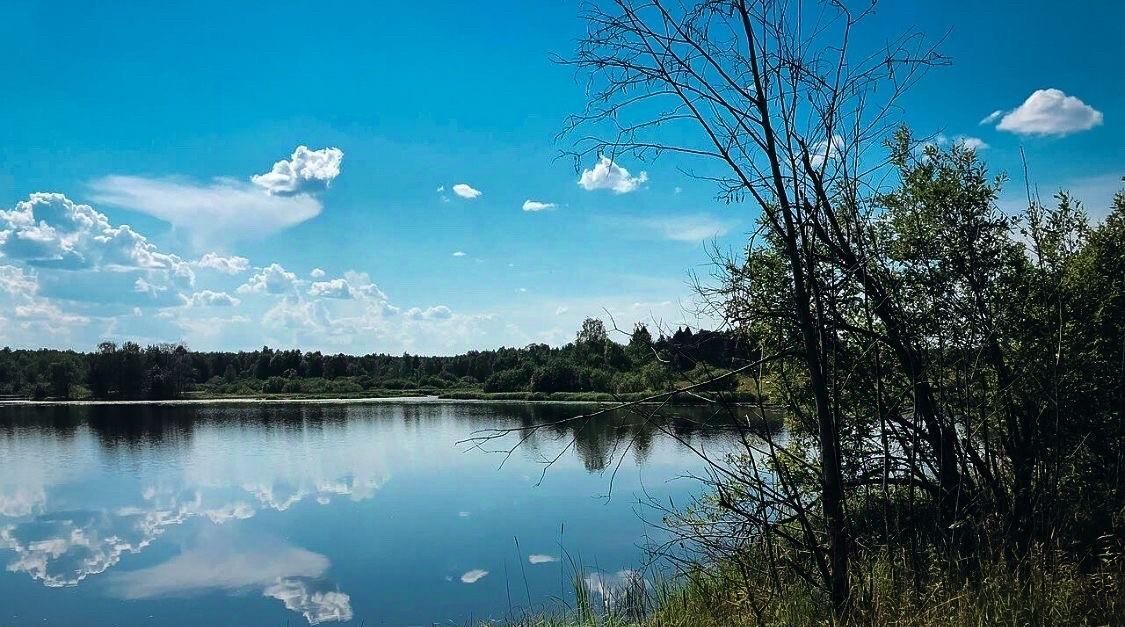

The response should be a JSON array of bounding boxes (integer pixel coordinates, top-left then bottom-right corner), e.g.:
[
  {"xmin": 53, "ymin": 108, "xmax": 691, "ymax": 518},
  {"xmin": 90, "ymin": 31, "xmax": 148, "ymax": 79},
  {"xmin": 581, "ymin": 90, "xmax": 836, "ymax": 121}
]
[
  {"xmin": 306, "ymin": 274, "xmax": 385, "ymax": 301},
  {"xmin": 194, "ymin": 252, "xmax": 250, "ymax": 275},
  {"xmin": 0, "ymin": 193, "xmax": 192, "ymax": 277},
  {"xmin": 460, "ymin": 569, "xmax": 489, "ymax": 584},
  {"xmin": 555, "ymin": 306, "xmax": 569, "ymax": 316},
  {"xmin": 979, "ymin": 110, "xmax": 1004, "ymax": 125},
  {"xmin": 452, "ymin": 251, "xmax": 467, "ymax": 257},
  {"xmin": 183, "ymin": 290, "xmax": 241, "ymax": 307},
  {"xmin": 237, "ymin": 263, "xmax": 299, "ymax": 295},
  {"xmin": 452, "ymin": 183, "xmax": 482, "ymax": 199},
  {"xmin": 310, "ymin": 268, "xmax": 326, "ymax": 278},
  {"xmin": 90, "ymin": 176, "xmax": 323, "ymax": 244},
  {"xmin": 528, "ymin": 554, "xmax": 559, "ymax": 564},
  {"xmin": 307, "ymin": 278, "xmax": 352, "ymax": 299},
  {"xmin": 13, "ymin": 301, "xmax": 89, "ymax": 327},
  {"xmin": 0, "ymin": 266, "xmax": 90, "ymax": 337},
  {"xmin": 640, "ymin": 215, "xmax": 734, "ymax": 243},
  {"xmin": 522, "ymin": 199, "xmax": 556, "ymax": 212},
  {"xmin": 578, "ymin": 156, "xmax": 648, "ymax": 193},
  {"xmin": 0, "ymin": 265, "xmax": 38, "ymax": 299},
  {"xmin": 0, "ymin": 193, "xmax": 196, "ymax": 319},
  {"xmin": 955, "ymin": 136, "xmax": 989, "ymax": 151},
  {"xmin": 406, "ymin": 305, "xmax": 453, "ymax": 321},
  {"xmin": 251, "ymin": 146, "xmax": 344, "ymax": 196},
  {"xmin": 993, "ymin": 89, "xmax": 1103, "ymax": 136},
  {"xmin": 810, "ymin": 134, "xmax": 845, "ymax": 168}
]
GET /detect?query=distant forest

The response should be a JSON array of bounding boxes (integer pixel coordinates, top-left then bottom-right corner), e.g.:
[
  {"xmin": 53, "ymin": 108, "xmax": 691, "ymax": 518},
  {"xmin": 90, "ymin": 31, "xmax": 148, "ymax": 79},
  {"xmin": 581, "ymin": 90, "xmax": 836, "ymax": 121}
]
[{"xmin": 0, "ymin": 318, "xmax": 756, "ymax": 401}]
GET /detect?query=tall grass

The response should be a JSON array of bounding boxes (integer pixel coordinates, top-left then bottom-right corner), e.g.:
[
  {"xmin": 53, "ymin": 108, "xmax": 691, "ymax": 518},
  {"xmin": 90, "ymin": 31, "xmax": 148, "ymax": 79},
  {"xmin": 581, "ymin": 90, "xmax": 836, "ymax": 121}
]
[{"xmin": 500, "ymin": 546, "xmax": 1123, "ymax": 626}]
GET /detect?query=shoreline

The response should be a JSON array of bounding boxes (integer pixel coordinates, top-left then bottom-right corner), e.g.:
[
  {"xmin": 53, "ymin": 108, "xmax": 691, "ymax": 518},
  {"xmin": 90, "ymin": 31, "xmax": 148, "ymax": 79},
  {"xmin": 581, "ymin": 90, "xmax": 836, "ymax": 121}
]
[{"xmin": 0, "ymin": 392, "xmax": 767, "ymax": 408}]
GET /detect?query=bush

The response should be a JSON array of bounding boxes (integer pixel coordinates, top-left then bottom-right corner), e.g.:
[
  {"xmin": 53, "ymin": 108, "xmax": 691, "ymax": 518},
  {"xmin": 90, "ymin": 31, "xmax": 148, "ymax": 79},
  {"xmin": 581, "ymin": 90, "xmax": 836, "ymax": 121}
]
[
  {"xmin": 483, "ymin": 368, "xmax": 530, "ymax": 392},
  {"xmin": 282, "ymin": 379, "xmax": 304, "ymax": 394},
  {"xmin": 615, "ymin": 372, "xmax": 648, "ymax": 394},
  {"xmin": 379, "ymin": 378, "xmax": 415, "ymax": 390},
  {"xmin": 261, "ymin": 376, "xmax": 287, "ymax": 393},
  {"xmin": 531, "ymin": 361, "xmax": 581, "ymax": 393},
  {"xmin": 579, "ymin": 367, "xmax": 614, "ymax": 392}
]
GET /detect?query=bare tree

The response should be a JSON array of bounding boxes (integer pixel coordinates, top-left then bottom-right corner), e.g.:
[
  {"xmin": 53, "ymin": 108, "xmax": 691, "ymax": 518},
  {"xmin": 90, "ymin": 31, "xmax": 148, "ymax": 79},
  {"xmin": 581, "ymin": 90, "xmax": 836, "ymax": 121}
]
[{"xmin": 561, "ymin": 0, "xmax": 949, "ymax": 614}]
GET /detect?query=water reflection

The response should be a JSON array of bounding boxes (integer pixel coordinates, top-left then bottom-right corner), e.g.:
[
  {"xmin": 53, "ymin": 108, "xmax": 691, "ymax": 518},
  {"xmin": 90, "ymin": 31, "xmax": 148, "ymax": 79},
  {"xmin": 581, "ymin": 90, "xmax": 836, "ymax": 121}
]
[
  {"xmin": 0, "ymin": 401, "xmax": 733, "ymax": 625},
  {"xmin": 109, "ymin": 530, "xmax": 352, "ymax": 624}
]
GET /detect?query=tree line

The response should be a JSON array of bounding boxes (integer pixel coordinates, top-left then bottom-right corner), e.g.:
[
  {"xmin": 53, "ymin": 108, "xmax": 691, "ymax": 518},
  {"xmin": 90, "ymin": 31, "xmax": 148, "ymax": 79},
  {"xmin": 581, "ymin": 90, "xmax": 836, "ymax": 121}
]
[{"xmin": 0, "ymin": 320, "xmax": 754, "ymax": 400}]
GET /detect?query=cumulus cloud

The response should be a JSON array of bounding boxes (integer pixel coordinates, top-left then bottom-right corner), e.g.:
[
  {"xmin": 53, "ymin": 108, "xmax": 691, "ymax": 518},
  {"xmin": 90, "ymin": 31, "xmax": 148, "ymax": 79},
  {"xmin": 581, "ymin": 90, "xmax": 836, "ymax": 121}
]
[
  {"xmin": 237, "ymin": 263, "xmax": 300, "ymax": 295},
  {"xmin": 460, "ymin": 569, "xmax": 489, "ymax": 584},
  {"xmin": 307, "ymin": 278, "xmax": 352, "ymax": 299},
  {"xmin": 528, "ymin": 554, "xmax": 559, "ymax": 564},
  {"xmin": 306, "ymin": 273, "xmax": 386, "ymax": 301},
  {"xmin": 452, "ymin": 183, "xmax": 482, "ymax": 199},
  {"xmin": 258, "ymin": 271, "xmax": 400, "ymax": 346},
  {"xmin": 0, "ymin": 194, "xmax": 195, "ymax": 322},
  {"xmin": 0, "ymin": 265, "xmax": 38, "ymax": 299},
  {"xmin": 578, "ymin": 156, "xmax": 648, "ymax": 193},
  {"xmin": 183, "ymin": 290, "xmax": 241, "ymax": 307},
  {"xmin": 452, "ymin": 251, "xmax": 467, "ymax": 257},
  {"xmin": 522, "ymin": 199, "xmax": 556, "ymax": 212},
  {"xmin": 12, "ymin": 301, "xmax": 89, "ymax": 327},
  {"xmin": 406, "ymin": 305, "xmax": 453, "ymax": 321},
  {"xmin": 309, "ymin": 268, "xmax": 326, "ymax": 278},
  {"xmin": 251, "ymin": 146, "xmax": 344, "ymax": 196},
  {"xmin": 194, "ymin": 253, "xmax": 250, "ymax": 275},
  {"xmin": 991, "ymin": 89, "xmax": 1103, "ymax": 136},
  {"xmin": 0, "ymin": 193, "xmax": 192, "ymax": 277}
]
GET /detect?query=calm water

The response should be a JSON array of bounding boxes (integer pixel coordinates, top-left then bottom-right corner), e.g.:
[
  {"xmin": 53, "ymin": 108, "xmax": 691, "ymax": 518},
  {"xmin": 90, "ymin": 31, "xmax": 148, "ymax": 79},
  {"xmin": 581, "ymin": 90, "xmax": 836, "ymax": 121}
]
[{"xmin": 0, "ymin": 400, "xmax": 730, "ymax": 626}]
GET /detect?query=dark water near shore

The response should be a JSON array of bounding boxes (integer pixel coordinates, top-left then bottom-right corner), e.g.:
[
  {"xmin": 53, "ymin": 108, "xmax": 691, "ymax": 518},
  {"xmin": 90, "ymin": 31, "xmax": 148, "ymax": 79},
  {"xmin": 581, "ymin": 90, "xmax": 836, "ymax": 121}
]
[{"xmin": 0, "ymin": 400, "xmax": 732, "ymax": 626}]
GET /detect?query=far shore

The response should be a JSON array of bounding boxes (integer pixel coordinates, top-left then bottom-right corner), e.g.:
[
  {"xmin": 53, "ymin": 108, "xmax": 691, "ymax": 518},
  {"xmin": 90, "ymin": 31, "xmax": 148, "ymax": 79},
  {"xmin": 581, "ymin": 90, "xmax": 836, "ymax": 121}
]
[{"xmin": 0, "ymin": 391, "xmax": 765, "ymax": 408}]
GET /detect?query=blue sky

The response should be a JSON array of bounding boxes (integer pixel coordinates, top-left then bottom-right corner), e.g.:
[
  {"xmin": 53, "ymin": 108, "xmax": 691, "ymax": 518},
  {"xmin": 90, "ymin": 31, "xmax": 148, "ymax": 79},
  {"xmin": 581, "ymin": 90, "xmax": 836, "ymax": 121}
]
[{"xmin": 1, "ymin": 0, "xmax": 1121, "ymax": 354}]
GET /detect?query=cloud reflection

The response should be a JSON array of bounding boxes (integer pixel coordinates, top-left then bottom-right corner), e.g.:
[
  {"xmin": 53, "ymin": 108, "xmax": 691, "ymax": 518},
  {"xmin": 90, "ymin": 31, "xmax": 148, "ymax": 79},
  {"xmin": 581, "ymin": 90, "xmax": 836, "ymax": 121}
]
[
  {"xmin": 109, "ymin": 535, "xmax": 352, "ymax": 624},
  {"xmin": 528, "ymin": 554, "xmax": 559, "ymax": 564},
  {"xmin": 583, "ymin": 569, "xmax": 647, "ymax": 611},
  {"xmin": 460, "ymin": 569, "xmax": 489, "ymax": 584},
  {"xmin": 265, "ymin": 578, "xmax": 354, "ymax": 625},
  {"xmin": 0, "ymin": 416, "xmax": 391, "ymax": 592}
]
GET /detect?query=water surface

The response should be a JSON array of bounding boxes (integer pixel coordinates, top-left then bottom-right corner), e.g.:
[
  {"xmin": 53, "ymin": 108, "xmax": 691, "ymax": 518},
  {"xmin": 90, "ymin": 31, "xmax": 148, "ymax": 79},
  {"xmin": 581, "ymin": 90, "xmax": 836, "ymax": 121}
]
[{"xmin": 0, "ymin": 400, "xmax": 729, "ymax": 625}]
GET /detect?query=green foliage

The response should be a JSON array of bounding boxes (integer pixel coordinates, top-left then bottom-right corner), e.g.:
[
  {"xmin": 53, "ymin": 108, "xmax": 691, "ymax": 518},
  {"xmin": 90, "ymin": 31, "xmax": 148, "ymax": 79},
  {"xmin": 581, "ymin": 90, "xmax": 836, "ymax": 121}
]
[{"xmin": 0, "ymin": 320, "xmax": 752, "ymax": 401}]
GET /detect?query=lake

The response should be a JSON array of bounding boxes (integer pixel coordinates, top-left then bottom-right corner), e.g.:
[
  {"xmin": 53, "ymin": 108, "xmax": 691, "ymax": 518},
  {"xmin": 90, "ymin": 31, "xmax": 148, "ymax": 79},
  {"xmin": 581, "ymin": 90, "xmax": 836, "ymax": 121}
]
[{"xmin": 0, "ymin": 400, "xmax": 733, "ymax": 626}]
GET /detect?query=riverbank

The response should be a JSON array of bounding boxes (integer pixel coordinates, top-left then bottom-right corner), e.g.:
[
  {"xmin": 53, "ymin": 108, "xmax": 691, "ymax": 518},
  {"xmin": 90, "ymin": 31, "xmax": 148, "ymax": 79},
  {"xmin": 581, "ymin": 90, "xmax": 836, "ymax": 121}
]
[
  {"xmin": 0, "ymin": 389, "xmax": 765, "ymax": 406},
  {"xmin": 512, "ymin": 549, "xmax": 1124, "ymax": 626}
]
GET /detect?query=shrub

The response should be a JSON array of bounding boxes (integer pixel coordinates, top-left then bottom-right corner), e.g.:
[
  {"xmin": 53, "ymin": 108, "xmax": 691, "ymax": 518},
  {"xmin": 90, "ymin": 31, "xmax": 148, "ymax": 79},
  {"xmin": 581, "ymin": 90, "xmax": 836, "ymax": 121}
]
[{"xmin": 262, "ymin": 376, "xmax": 287, "ymax": 393}]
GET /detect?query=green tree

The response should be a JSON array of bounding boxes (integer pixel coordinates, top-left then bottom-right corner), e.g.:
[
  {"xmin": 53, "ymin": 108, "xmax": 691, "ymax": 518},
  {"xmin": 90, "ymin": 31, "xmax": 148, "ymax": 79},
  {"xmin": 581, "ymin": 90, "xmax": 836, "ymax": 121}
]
[{"xmin": 48, "ymin": 362, "xmax": 74, "ymax": 399}]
